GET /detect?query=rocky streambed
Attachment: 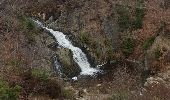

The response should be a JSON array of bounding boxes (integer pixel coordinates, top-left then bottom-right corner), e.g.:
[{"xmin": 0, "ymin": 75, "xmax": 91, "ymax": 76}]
[{"xmin": 33, "ymin": 20, "xmax": 107, "ymax": 79}]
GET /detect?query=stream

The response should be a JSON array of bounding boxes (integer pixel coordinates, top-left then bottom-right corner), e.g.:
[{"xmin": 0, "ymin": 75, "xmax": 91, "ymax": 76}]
[{"xmin": 34, "ymin": 20, "xmax": 100, "ymax": 76}]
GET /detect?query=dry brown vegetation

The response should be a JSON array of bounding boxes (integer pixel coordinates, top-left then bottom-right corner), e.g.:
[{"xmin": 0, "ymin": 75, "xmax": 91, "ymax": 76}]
[
  {"xmin": 0, "ymin": 0, "xmax": 74, "ymax": 99},
  {"xmin": 1, "ymin": 0, "xmax": 170, "ymax": 99}
]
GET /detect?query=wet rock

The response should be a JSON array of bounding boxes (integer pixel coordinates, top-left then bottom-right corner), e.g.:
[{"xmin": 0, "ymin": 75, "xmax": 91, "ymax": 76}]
[
  {"xmin": 47, "ymin": 0, "xmax": 120, "ymax": 66},
  {"xmin": 56, "ymin": 48, "xmax": 81, "ymax": 78},
  {"xmin": 47, "ymin": 42, "xmax": 59, "ymax": 51}
]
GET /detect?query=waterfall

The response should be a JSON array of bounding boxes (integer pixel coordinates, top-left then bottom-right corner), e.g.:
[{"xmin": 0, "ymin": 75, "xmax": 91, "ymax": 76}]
[{"xmin": 34, "ymin": 20, "xmax": 99, "ymax": 75}]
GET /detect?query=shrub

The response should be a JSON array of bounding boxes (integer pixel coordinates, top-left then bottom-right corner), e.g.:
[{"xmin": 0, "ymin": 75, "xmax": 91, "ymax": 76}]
[
  {"xmin": 154, "ymin": 48, "xmax": 162, "ymax": 60},
  {"xmin": 132, "ymin": 8, "xmax": 145, "ymax": 29},
  {"xmin": 0, "ymin": 80, "xmax": 21, "ymax": 100},
  {"xmin": 20, "ymin": 17, "xmax": 39, "ymax": 44},
  {"xmin": 31, "ymin": 68, "xmax": 52, "ymax": 81},
  {"xmin": 24, "ymin": 19, "xmax": 37, "ymax": 44},
  {"xmin": 116, "ymin": 6, "xmax": 131, "ymax": 32},
  {"xmin": 79, "ymin": 32, "xmax": 91, "ymax": 45},
  {"xmin": 122, "ymin": 38, "xmax": 134, "ymax": 57},
  {"xmin": 62, "ymin": 89, "xmax": 75, "ymax": 99},
  {"xmin": 26, "ymin": 20, "xmax": 35, "ymax": 30},
  {"xmin": 143, "ymin": 37, "xmax": 155, "ymax": 50},
  {"xmin": 20, "ymin": 16, "xmax": 36, "ymax": 31},
  {"xmin": 116, "ymin": 0, "xmax": 145, "ymax": 31}
]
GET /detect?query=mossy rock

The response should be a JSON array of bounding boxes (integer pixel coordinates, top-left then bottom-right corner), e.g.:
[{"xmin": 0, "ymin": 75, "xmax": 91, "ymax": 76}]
[{"xmin": 57, "ymin": 48, "xmax": 81, "ymax": 77}]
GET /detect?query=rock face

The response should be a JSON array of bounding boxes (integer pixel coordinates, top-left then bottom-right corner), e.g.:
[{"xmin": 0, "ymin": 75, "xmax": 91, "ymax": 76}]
[
  {"xmin": 22, "ymin": 0, "xmax": 120, "ymax": 74},
  {"xmin": 37, "ymin": 28, "xmax": 81, "ymax": 77},
  {"xmin": 47, "ymin": 0, "xmax": 120, "ymax": 65},
  {"xmin": 56, "ymin": 48, "xmax": 81, "ymax": 77}
]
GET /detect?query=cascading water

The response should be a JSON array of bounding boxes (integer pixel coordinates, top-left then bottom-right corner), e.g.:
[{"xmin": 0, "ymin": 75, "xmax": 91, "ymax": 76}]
[{"xmin": 34, "ymin": 20, "xmax": 99, "ymax": 75}]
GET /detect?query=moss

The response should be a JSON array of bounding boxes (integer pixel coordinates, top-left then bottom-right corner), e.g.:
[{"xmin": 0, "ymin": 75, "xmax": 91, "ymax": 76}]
[
  {"xmin": 26, "ymin": 20, "xmax": 36, "ymax": 30},
  {"xmin": 0, "ymin": 80, "xmax": 21, "ymax": 100},
  {"xmin": 122, "ymin": 38, "xmax": 134, "ymax": 57},
  {"xmin": 24, "ymin": 19, "xmax": 37, "ymax": 44},
  {"xmin": 20, "ymin": 16, "xmax": 36, "ymax": 31},
  {"xmin": 31, "ymin": 68, "xmax": 52, "ymax": 81},
  {"xmin": 79, "ymin": 32, "xmax": 91, "ymax": 45},
  {"xmin": 20, "ymin": 17, "xmax": 41, "ymax": 45},
  {"xmin": 143, "ymin": 37, "xmax": 155, "ymax": 50}
]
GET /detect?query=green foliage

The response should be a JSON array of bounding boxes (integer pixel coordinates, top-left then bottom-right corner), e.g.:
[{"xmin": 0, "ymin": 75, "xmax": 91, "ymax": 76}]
[
  {"xmin": 116, "ymin": 0, "xmax": 144, "ymax": 32},
  {"xmin": 122, "ymin": 38, "xmax": 134, "ymax": 57},
  {"xmin": 133, "ymin": 0, "xmax": 144, "ymax": 29},
  {"xmin": 143, "ymin": 37, "xmax": 155, "ymax": 50},
  {"xmin": 62, "ymin": 89, "xmax": 75, "ymax": 99},
  {"xmin": 116, "ymin": 6, "xmax": 131, "ymax": 32},
  {"xmin": 0, "ymin": 80, "xmax": 21, "ymax": 100},
  {"xmin": 24, "ymin": 19, "xmax": 37, "ymax": 44},
  {"xmin": 154, "ymin": 48, "xmax": 162, "ymax": 60},
  {"xmin": 20, "ymin": 17, "xmax": 36, "ymax": 31},
  {"xmin": 132, "ymin": 8, "xmax": 145, "ymax": 29},
  {"xmin": 79, "ymin": 32, "xmax": 91, "ymax": 45},
  {"xmin": 20, "ymin": 17, "xmax": 39, "ymax": 45},
  {"xmin": 26, "ymin": 20, "xmax": 36, "ymax": 30},
  {"xmin": 31, "ymin": 68, "xmax": 52, "ymax": 81}
]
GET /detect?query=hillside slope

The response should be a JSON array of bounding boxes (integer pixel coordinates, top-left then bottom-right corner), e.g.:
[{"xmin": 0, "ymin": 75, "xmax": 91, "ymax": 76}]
[{"xmin": 0, "ymin": 0, "xmax": 170, "ymax": 100}]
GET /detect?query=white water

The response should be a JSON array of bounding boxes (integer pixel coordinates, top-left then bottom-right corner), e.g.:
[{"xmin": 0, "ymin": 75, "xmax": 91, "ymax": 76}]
[{"xmin": 34, "ymin": 20, "xmax": 99, "ymax": 75}]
